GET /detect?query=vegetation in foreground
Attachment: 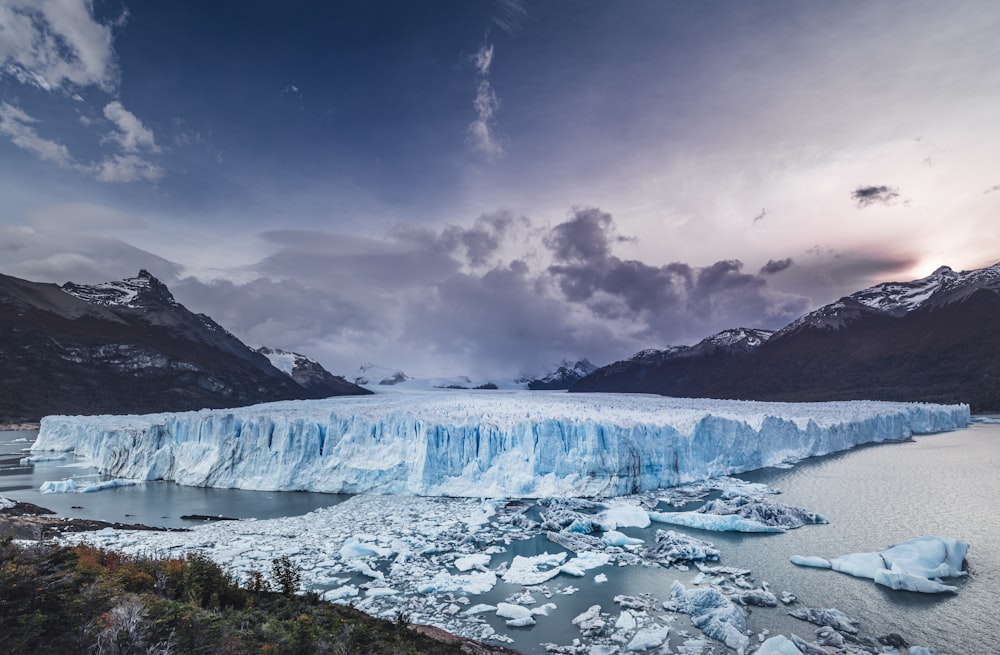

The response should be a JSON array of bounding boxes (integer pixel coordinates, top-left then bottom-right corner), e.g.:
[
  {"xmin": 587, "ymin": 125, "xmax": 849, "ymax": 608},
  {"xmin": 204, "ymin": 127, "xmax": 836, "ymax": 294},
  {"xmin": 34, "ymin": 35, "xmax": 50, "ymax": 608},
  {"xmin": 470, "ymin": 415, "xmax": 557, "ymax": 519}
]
[{"xmin": 0, "ymin": 537, "xmax": 497, "ymax": 655}]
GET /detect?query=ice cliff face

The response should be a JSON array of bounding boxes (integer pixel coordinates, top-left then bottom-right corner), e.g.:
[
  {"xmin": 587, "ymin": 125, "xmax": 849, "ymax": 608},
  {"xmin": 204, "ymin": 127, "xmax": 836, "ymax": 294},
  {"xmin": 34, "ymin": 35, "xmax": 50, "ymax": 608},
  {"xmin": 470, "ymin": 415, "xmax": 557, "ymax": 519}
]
[{"xmin": 32, "ymin": 391, "xmax": 969, "ymax": 498}]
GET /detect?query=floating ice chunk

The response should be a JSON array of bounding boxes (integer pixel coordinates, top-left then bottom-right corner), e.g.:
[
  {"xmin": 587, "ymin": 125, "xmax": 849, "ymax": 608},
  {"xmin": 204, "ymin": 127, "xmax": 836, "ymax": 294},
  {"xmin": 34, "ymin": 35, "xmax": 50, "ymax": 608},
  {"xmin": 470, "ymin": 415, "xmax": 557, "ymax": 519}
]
[
  {"xmin": 603, "ymin": 530, "xmax": 644, "ymax": 547},
  {"xmin": 454, "ymin": 553, "xmax": 492, "ymax": 571},
  {"xmin": 643, "ymin": 530, "xmax": 720, "ymax": 566},
  {"xmin": 649, "ymin": 510, "xmax": 784, "ymax": 533},
  {"xmin": 792, "ymin": 536, "xmax": 969, "ymax": 593},
  {"xmin": 40, "ymin": 479, "xmax": 78, "ymax": 493},
  {"xmin": 560, "ymin": 551, "xmax": 611, "ymax": 577},
  {"xmin": 787, "ymin": 608, "xmax": 858, "ymax": 634},
  {"xmin": 595, "ymin": 573, "xmax": 608, "ymax": 584},
  {"xmin": 365, "ymin": 587, "xmax": 398, "ymax": 597},
  {"xmin": 788, "ymin": 556, "xmax": 830, "ymax": 569},
  {"xmin": 322, "ymin": 585, "xmax": 359, "ymax": 601},
  {"xmin": 464, "ymin": 603, "xmax": 497, "ymax": 615},
  {"xmin": 754, "ymin": 635, "xmax": 804, "ymax": 655},
  {"xmin": 626, "ymin": 625, "xmax": 670, "ymax": 651},
  {"xmin": 79, "ymin": 479, "xmax": 140, "ymax": 493},
  {"xmin": 615, "ymin": 610, "xmax": 637, "ymax": 632},
  {"xmin": 693, "ymin": 496, "xmax": 828, "ymax": 530},
  {"xmin": 667, "ymin": 581, "xmax": 749, "ymax": 655},
  {"xmin": 495, "ymin": 602, "xmax": 553, "ymax": 627},
  {"xmin": 416, "ymin": 570, "xmax": 497, "ymax": 595},
  {"xmin": 339, "ymin": 537, "xmax": 392, "ymax": 559},
  {"xmin": 502, "ymin": 551, "xmax": 567, "ymax": 585},
  {"xmin": 599, "ymin": 502, "xmax": 651, "ymax": 529},
  {"xmin": 572, "ymin": 605, "xmax": 606, "ymax": 636},
  {"xmin": 20, "ymin": 454, "xmax": 68, "ymax": 464}
]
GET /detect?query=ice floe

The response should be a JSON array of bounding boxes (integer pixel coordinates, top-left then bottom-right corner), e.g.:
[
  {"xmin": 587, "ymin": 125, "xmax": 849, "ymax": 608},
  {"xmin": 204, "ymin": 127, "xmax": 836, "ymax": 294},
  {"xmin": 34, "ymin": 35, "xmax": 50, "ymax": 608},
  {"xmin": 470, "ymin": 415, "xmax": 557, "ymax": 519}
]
[{"xmin": 791, "ymin": 536, "xmax": 969, "ymax": 593}]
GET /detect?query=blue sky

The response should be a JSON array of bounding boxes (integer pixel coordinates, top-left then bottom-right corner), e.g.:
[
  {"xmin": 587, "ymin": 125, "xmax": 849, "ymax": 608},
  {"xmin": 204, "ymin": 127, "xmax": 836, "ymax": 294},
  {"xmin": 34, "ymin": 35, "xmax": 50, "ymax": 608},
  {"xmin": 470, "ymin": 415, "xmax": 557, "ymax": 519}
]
[{"xmin": 2, "ymin": 0, "xmax": 999, "ymax": 377}]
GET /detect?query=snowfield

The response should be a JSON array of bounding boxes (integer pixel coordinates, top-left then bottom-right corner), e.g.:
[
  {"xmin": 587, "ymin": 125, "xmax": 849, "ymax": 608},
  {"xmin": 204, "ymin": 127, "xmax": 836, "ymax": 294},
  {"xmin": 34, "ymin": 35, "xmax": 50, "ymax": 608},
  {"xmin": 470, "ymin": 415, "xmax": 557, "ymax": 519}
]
[{"xmin": 32, "ymin": 391, "xmax": 969, "ymax": 497}]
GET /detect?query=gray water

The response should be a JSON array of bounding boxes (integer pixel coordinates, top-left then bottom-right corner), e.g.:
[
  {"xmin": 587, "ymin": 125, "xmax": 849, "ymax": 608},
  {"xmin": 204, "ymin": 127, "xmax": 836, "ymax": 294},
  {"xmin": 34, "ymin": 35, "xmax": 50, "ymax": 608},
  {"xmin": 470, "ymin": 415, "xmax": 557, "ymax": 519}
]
[{"xmin": 2, "ymin": 424, "xmax": 997, "ymax": 653}]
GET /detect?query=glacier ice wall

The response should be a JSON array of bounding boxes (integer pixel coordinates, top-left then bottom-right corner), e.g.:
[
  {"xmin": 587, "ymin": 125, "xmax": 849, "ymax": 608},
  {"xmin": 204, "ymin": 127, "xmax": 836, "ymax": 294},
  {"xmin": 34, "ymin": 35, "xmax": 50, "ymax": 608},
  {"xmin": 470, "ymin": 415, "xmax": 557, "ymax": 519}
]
[{"xmin": 31, "ymin": 391, "xmax": 970, "ymax": 497}]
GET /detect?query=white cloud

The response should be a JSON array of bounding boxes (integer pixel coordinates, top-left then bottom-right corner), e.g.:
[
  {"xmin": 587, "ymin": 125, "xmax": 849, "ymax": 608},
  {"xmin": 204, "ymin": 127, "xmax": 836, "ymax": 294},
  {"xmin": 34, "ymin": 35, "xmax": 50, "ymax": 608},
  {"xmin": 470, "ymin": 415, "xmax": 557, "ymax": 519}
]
[
  {"xmin": 92, "ymin": 153, "xmax": 164, "ymax": 183},
  {"xmin": 0, "ymin": 101, "xmax": 75, "ymax": 166},
  {"xmin": 103, "ymin": 100, "xmax": 158, "ymax": 152},
  {"xmin": 467, "ymin": 41, "xmax": 504, "ymax": 159},
  {"xmin": 473, "ymin": 42, "xmax": 493, "ymax": 75},
  {"xmin": 0, "ymin": 0, "xmax": 118, "ymax": 92}
]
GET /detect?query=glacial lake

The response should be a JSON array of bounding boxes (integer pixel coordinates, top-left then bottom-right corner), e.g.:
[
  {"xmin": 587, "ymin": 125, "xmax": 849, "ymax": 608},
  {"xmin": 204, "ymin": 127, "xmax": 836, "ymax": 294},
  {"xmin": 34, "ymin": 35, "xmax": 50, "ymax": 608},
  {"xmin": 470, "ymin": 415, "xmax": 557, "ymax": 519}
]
[{"xmin": 2, "ymin": 422, "xmax": 997, "ymax": 653}]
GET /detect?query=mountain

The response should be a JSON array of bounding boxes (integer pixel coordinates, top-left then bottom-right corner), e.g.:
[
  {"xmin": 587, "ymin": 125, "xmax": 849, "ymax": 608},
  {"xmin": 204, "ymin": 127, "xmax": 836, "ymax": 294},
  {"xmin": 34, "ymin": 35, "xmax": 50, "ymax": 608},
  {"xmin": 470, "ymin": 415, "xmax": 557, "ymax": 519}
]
[
  {"xmin": 572, "ymin": 328, "xmax": 773, "ymax": 395},
  {"xmin": 517, "ymin": 359, "xmax": 599, "ymax": 390},
  {"xmin": 256, "ymin": 346, "xmax": 364, "ymax": 397},
  {"xmin": 572, "ymin": 263, "xmax": 1000, "ymax": 411},
  {"xmin": 0, "ymin": 270, "xmax": 367, "ymax": 423},
  {"xmin": 352, "ymin": 362, "xmax": 411, "ymax": 387}
]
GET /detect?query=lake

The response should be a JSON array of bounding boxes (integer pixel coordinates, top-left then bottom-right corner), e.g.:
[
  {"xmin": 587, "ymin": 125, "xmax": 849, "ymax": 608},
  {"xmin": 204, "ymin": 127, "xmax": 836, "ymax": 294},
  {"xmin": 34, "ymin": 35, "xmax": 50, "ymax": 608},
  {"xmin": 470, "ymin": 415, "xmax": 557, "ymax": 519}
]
[{"xmin": 2, "ymin": 421, "xmax": 996, "ymax": 653}]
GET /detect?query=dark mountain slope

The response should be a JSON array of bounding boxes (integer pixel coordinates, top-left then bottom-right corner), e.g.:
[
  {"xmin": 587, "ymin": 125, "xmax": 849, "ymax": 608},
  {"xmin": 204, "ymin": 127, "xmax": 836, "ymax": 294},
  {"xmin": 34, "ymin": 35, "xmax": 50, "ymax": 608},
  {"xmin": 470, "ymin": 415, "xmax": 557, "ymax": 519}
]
[
  {"xmin": 572, "ymin": 264, "xmax": 1000, "ymax": 411},
  {"xmin": 256, "ymin": 346, "xmax": 366, "ymax": 398},
  {"xmin": 0, "ymin": 270, "xmax": 367, "ymax": 423}
]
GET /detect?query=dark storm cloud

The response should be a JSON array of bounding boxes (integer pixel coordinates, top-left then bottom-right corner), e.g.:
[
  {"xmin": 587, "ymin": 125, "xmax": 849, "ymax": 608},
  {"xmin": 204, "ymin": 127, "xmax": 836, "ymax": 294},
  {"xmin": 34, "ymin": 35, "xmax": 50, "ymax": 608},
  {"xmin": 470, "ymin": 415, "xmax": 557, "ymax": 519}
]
[
  {"xmin": 403, "ymin": 259, "xmax": 625, "ymax": 375},
  {"xmin": 760, "ymin": 258, "xmax": 793, "ymax": 275},
  {"xmin": 851, "ymin": 185, "xmax": 901, "ymax": 208},
  {"xmin": 545, "ymin": 208, "xmax": 810, "ymax": 341},
  {"xmin": 544, "ymin": 207, "xmax": 631, "ymax": 263},
  {"xmin": 392, "ymin": 210, "xmax": 529, "ymax": 267}
]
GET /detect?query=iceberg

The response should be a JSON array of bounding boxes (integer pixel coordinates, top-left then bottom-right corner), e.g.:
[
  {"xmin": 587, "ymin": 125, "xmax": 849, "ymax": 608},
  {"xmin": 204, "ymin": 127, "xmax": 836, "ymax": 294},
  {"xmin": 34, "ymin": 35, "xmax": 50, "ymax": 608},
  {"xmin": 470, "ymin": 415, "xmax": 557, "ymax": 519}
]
[
  {"xmin": 791, "ymin": 536, "xmax": 969, "ymax": 593},
  {"xmin": 666, "ymin": 581, "xmax": 749, "ymax": 654},
  {"xmin": 31, "ymin": 391, "xmax": 969, "ymax": 498}
]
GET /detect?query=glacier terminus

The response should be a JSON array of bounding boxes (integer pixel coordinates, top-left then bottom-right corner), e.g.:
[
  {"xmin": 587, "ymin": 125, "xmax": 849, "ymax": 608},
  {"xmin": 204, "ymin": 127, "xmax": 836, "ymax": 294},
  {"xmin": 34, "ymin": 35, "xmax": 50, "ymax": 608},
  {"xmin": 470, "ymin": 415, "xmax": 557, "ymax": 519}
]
[{"xmin": 31, "ymin": 390, "xmax": 969, "ymax": 497}]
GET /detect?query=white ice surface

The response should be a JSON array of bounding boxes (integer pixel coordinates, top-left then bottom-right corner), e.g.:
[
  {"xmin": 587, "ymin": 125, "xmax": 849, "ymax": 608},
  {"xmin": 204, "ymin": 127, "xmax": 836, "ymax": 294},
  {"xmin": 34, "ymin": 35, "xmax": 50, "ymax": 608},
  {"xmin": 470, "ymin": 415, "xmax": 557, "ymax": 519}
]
[
  {"xmin": 649, "ymin": 511, "xmax": 784, "ymax": 533},
  {"xmin": 791, "ymin": 536, "xmax": 969, "ymax": 593},
  {"xmin": 32, "ymin": 391, "xmax": 969, "ymax": 498}
]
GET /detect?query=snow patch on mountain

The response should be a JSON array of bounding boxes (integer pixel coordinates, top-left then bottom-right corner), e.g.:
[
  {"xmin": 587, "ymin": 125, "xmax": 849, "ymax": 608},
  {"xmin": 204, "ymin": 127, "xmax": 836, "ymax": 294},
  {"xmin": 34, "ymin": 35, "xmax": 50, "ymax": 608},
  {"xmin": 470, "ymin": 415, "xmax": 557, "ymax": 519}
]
[{"xmin": 62, "ymin": 269, "xmax": 173, "ymax": 308}]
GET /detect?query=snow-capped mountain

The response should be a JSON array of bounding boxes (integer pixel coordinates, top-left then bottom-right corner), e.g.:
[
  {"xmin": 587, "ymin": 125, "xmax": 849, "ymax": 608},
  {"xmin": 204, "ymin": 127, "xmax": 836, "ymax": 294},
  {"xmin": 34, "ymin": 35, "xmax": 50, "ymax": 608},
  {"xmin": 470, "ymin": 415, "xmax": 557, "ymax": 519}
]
[
  {"xmin": 352, "ymin": 362, "xmax": 411, "ymax": 387},
  {"xmin": 0, "ymin": 270, "xmax": 367, "ymax": 423},
  {"xmin": 573, "ymin": 328, "xmax": 774, "ymax": 395},
  {"xmin": 257, "ymin": 347, "xmax": 368, "ymax": 398},
  {"xmin": 574, "ymin": 262, "xmax": 1000, "ymax": 410},
  {"xmin": 517, "ymin": 359, "xmax": 598, "ymax": 390},
  {"xmin": 779, "ymin": 262, "xmax": 1000, "ymax": 335}
]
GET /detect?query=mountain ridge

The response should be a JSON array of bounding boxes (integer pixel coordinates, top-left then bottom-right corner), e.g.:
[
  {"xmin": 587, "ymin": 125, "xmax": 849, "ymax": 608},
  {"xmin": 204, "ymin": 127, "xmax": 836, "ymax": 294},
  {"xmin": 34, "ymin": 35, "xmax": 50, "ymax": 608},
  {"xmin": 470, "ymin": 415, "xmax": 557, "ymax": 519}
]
[
  {"xmin": 0, "ymin": 270, "xmax": 368, "ymax": 423},
  {"xmin": 573, "ymin": 262, "xmax": 1000, "ymax": 411}
]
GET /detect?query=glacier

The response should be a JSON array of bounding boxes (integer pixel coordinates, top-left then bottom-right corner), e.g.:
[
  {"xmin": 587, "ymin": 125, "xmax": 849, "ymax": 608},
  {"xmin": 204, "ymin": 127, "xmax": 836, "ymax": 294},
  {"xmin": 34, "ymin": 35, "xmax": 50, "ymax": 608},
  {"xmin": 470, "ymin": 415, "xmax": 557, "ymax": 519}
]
[{"xmin": 31, "ymin": 390, "xmax": 969, "ymax": 498}]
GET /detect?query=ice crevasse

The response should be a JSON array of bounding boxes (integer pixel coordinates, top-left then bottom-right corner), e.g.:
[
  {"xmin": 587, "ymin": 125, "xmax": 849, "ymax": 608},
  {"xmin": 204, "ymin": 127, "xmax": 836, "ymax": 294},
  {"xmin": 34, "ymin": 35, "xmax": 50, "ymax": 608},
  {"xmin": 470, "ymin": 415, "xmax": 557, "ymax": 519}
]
[{"xmin": 31, "ymin": 391, "xmax": 969, "ymax": 498}]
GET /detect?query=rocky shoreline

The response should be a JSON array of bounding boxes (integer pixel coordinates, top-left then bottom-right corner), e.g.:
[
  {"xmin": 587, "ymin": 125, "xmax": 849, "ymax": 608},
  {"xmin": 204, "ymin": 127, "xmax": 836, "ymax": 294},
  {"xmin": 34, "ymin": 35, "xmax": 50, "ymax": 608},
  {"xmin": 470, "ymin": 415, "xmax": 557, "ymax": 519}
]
[{"xmin": 0, "ymin": 498, "xmax": 184, "ymax": 540}]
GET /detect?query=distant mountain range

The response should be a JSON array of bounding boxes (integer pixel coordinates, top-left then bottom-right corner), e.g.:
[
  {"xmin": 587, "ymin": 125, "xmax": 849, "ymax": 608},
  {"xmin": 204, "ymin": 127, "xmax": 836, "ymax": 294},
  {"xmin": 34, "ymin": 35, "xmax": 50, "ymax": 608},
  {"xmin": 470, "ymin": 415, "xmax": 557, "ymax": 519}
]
[
  {"xmin": 0, "ymin": 270, "xmax": 368, "ymax": 423},
  {"xmin": 349, "ymin": 359, "xmax": 597, "ymax": 391},
  {"xmin": 573, "ymin": 263, "xmax": 1000, "ymax": 411}
]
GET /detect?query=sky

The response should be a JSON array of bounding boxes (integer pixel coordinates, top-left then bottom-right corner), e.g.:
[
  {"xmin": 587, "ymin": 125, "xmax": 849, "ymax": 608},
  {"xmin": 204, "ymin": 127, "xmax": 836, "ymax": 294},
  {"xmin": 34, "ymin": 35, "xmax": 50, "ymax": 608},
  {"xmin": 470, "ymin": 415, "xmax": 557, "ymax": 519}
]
[{"xmin": 1, "ymin": 0, "xmax": 999, "ymax": 378}]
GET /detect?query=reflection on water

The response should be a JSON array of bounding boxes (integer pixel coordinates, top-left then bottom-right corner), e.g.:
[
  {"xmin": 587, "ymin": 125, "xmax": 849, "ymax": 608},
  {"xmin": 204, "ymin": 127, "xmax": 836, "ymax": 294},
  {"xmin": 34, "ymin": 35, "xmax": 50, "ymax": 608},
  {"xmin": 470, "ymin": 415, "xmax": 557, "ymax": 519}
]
[{"xmin": 2, "ymin": 424, "xmax": 997, "ymax": 653}]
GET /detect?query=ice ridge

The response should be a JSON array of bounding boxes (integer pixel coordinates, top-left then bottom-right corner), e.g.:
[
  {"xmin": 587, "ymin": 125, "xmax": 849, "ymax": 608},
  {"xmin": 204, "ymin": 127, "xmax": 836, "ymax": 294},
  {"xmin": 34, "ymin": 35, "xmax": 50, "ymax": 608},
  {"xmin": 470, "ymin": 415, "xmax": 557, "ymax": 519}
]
[{"xmin": 31, "ymin": 391, "xmax": 969, "ymax": 498}]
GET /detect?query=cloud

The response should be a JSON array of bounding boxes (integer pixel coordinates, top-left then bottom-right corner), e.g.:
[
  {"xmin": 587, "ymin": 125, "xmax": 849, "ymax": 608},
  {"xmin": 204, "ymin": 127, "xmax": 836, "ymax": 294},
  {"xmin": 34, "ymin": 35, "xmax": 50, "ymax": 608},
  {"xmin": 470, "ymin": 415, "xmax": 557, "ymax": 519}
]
[
  {"xmin": 0, "ymin": 102, "xmax": 75, "ymax": 166},
  {"xmin": 0, "ymin": 0, "xmax": 119, "ymax": 92},
  {"xmin": 760, "ymin": 258, "xmax": 793, "ymax": 275},
  {"xmin": 473, "ymin": 42, "xmax": 494, "ymax": 76},
  {"xmin": 92, "ymin": 153, "xmax": 164, "ymax": 183},
  {"xmin": 985, "ymin": 184, "xmax": 1000, "ymax": 194},
  {"xmin": 392, "ymin": 210, "xmax": 529, "ymax": 268},
  {"xmin": 545, "ymin": 208, "xmax": 810, "ymax": 341},
  {"xmin": 103, "ymin": 101, "xmax": 158, "ymax": 152},
  {"xmin": 490, "ymin": 0, "xmax": 527, "ymax": 35},
  {"xmin": 0, "ymin": 101, "xmax": 163, "ymax": 182},
  {"xmin": 851, "ymin": 185, "xmax": 901, "ymax": 208},
  {"xmin": 467, "ymin": 40, "xmax": 504, "ymax": 159}
]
